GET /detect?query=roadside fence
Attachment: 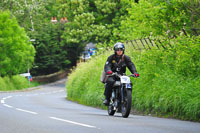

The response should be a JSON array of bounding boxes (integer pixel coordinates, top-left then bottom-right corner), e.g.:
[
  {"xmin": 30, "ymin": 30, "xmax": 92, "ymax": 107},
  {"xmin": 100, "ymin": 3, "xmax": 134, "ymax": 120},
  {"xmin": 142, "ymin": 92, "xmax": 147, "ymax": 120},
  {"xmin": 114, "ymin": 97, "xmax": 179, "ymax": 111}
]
[
  {"xmin": 125, "ymin": 27, "xmax": 200, "ymax": 50},
  {"xmin": 125, "ymin": 37, "xmax": 170, "ymax": 50}
]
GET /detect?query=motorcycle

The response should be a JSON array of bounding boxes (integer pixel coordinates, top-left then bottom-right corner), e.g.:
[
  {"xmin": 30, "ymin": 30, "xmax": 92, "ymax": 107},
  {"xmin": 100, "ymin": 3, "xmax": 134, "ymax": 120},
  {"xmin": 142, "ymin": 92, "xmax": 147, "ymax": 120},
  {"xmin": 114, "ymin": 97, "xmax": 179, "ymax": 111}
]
[{"xmin": 107, "ymin": 73, "xmax": 136, "ymax": 118}]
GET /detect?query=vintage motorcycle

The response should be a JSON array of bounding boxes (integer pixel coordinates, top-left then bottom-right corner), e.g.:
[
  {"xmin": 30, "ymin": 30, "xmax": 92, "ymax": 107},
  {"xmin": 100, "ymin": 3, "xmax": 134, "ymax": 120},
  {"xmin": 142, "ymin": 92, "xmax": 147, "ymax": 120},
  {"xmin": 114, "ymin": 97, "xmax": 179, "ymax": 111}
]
[{"xmin": 107, "ymin": 73, "xmax": 135, "ymax": 118}]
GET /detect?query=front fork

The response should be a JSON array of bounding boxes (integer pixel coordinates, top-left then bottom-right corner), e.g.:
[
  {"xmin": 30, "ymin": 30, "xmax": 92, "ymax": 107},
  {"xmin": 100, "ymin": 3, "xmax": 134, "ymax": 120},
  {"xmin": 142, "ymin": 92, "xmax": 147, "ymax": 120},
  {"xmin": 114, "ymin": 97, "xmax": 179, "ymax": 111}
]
[
  {"xmin": 121, "ymin": 83, "xmax": 132, "ymax": 103},
  {"xmin": 121, "ymin": 85, "xmax": 124, "ymax": 103}
]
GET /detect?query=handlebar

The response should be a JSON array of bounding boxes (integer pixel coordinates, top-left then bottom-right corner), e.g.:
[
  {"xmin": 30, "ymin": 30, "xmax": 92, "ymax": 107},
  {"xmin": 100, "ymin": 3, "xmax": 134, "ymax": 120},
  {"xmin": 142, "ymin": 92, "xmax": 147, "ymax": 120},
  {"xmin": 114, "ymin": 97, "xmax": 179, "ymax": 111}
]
[
  {"xmin": 107, "ymin": 72, "xmax": 136, "ymax": 78},
  {"xmin": 128, "ymin": 74, "xmax": 136, "ymax": 77}
]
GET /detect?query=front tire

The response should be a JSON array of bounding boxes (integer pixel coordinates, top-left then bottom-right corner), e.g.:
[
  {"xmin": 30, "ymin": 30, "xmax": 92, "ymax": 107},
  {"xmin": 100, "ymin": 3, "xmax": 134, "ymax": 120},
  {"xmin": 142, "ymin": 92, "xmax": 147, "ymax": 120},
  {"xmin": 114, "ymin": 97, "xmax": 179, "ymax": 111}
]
[
  {"xmin": 108, "ymin": 101, "xmax": 116, "ymax": 116},
  {"xmin": 121, "ymin": 89, "xmax": 132, "ymax": 118}
]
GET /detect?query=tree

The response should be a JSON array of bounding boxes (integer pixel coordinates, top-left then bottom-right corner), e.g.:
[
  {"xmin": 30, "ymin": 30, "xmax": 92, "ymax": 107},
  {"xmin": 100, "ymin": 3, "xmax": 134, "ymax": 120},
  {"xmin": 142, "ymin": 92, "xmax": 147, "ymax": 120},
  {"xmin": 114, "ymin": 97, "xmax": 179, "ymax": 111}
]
[
  {"xmin": 31, "ymin": 22, "xmax": 70, "ymax": 76},
  {"xmin": 119, "ymin": 0, "xmax": 200, "ymax": 40},
  {"xmin": 0, "ymin": 10, "xmax": 35, "ymax": 76},
  {"xmin": 0, "ymin": 0, "xmax": 51, "ymax": 33},
  {"xmin": 58, "ymin": 0, "xmax": 131, "ymax": 65},
  {"xmin": 1, "ymin": 0, "xmax": 132, "ymax": 75}
]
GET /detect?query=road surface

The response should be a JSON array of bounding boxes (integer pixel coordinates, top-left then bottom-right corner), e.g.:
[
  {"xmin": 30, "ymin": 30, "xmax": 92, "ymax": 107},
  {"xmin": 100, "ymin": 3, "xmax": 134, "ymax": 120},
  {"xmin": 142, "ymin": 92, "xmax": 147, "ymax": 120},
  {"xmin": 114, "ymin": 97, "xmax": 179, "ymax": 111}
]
[{"xmin": 0, "ymin": 78, "xmax": 199, "ymax": 133}]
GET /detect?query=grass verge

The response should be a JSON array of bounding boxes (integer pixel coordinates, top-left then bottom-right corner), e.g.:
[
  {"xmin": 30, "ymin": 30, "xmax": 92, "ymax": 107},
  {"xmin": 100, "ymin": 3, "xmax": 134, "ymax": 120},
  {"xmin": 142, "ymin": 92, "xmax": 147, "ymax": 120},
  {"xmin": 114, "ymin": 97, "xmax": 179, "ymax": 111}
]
[{"xmin": 0, "ymin": 75, "xmax": 40, "ymax": 91}]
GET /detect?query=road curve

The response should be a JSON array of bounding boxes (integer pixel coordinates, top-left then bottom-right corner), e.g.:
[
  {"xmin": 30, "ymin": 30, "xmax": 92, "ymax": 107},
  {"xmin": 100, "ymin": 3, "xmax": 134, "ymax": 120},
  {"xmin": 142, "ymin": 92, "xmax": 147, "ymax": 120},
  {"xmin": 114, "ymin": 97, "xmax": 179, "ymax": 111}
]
[{"xmin": 0, "ymin": 78, "xmax": 199, "ymax": 133}]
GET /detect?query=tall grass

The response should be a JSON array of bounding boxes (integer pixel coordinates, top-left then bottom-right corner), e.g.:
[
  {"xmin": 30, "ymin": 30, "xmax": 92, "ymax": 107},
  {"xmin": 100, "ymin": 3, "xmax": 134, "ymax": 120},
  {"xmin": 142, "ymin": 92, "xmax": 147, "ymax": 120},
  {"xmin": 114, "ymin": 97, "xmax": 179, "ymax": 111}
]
[
  {"xmin": 0, "ymin": 75, "xmax": 39, "ymax": 91},
  {"xmin": 128, "ymin": 36, "xmax": 200, "ymax": 121},
  {"xmin": 66, "ymin": 36, "xmax": 200, "ymax": 121},
  {"xmin": 67, "ymin": 51, "xmax": 113, "ymax": 108}
]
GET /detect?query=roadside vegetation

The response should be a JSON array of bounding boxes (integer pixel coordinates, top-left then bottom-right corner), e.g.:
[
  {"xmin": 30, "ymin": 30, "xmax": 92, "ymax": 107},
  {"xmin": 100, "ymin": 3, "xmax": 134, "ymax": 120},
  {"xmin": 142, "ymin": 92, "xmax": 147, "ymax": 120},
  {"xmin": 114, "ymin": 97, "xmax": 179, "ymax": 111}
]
[
  {"xmin": 0, "ymin": 10, "xmax": 35, "ymax": 77},
  {"xmin": 67, "ymin": 50, "xmax": 112, "ymax": 108},
  {"xmin": 67, "ymin": 0, "xmax": 200, "ymax": 122},
  {"xmin": 0, "ymin": 75, "xmax": 39, "ymax": 91},
  {"xmin": 67, "ymin": 36, "xmax": 200, "ymax": 121}
]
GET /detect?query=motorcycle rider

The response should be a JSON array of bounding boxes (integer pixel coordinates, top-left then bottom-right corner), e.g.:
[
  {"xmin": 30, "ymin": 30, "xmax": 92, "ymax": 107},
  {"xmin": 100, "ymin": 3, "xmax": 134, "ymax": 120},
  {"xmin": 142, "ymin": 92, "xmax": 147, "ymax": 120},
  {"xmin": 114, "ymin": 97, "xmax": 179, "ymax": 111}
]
[{"xmin": 103, "ymin": 42, "xmax": 139, "ymax": 106}]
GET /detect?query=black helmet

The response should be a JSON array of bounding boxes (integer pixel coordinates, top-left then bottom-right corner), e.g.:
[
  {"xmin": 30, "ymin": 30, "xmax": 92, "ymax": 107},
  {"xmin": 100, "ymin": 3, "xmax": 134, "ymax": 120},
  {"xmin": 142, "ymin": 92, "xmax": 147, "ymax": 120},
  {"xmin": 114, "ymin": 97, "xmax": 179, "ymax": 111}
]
[{"xmin": 114, "ymin": 42, "xmax": 125, "ymax": 52}]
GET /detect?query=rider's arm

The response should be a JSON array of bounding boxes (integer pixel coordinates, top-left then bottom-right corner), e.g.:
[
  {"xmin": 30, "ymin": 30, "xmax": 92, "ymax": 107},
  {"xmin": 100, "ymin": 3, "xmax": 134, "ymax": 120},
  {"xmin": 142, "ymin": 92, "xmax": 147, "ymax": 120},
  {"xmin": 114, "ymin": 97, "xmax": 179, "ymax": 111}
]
[
  {"xmin": 124, "ymin": 55, "xmax": 137, "ymax": 74},
  {"xmin": 104, "ymin": 55, "xmax": 113, "ymax": 73}
]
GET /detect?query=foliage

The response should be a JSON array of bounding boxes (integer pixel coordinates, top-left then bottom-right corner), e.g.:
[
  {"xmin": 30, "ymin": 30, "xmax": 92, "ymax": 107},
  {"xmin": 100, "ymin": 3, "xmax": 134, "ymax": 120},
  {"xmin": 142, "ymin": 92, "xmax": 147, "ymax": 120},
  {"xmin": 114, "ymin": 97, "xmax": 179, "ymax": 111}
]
[
  {"xmin": 67, "ymin": 51, "xmax": 113, "ymax": 108},
  {"xmin": 0, "ymin": 0, "xmax": 50, "ymax": 33},
  {"xmin": 164, "ymin": 36, "xmax": 200, "ymax": 77},
  {"xmin": 0, "ymin": 75, "xmax": 39, "ymax": 91},
  {"xmin": 61, "ymin": 12, "xmax": 110, "ymax": 66},
  {"xmin": 55, "ymin": 0, "xmax": 131, "ymax": 67},
  {"xmin": 119, "ymin": 0, "xmax": 200, "ymax": 40},
  {"xmin": 1, "ymin": 0, "xmax": 131, "ymax": 75},
  {"xmin": 31, "ymin": 22, "xmax": 70, "ymax": 76},
  {"xmin": 1, "ymin": 0, "xmax": 199, "ymax": 76},
  {"xmin": 131, "ymin": 36, "xmax": 200, "ymax": 121},
  {"xmin": 0, "ymin": 0, "xmax": 67, "ymax": 75},
  {"xmin": 0, "ymin": 10, "xmax": 35, "ymax": 76}
]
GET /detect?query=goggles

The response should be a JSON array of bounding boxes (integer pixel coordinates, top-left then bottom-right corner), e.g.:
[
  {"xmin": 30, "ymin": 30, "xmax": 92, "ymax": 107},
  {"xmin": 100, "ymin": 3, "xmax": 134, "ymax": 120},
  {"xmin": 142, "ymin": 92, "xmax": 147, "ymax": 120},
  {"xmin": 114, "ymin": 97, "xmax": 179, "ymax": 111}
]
[{"xmin": 116, "ymin": 48, "xmax": 123, "ymax": 51}]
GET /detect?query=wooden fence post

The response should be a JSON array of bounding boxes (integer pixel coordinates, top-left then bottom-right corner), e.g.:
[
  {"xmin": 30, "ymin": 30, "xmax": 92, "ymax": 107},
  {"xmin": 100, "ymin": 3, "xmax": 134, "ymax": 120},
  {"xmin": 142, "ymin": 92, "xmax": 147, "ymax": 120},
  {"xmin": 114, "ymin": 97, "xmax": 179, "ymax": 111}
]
[
  {"xmin": 134, "ymin": 40, "xmax": 141, "ymax": 50},
  {"xmin": 144, "ymin": 38, "xmax": 151, "ymax": 49},
  {"xmin": 140, "ymin": 39, "xmax": 146, "ymax": 50},
  {"xmin": 130, "ymin": 40, "xmax": 136, "ymax": 49},
  {"xmin": 158, "ymin": 39, "xmax": 166, "ymax": 49}
]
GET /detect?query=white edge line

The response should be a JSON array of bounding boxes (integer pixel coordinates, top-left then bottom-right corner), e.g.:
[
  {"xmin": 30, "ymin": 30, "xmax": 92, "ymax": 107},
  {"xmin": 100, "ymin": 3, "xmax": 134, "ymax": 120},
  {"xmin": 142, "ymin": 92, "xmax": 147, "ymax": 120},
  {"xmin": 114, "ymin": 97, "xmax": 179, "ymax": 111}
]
[
  {"xmin": 2, "ymin": 96, "xmax": 12, "ymax": 100},
  {"xmin": 16, "ymin": 108, "xmax": 38, "ymax": 115},
  {"xmin": 7, "ymin": 96, "xmax": 13, "ymax": 99},
  {"xmin": 1, "ymin": 100, "xmax": 5, "ymax": 104},
  {"xmin": 3, "ymin": 104, "xmax": 13, "ymax": 108},
  {"xmin": 49, "ymin": 116, "xmax": 97, "ymax": 128}
]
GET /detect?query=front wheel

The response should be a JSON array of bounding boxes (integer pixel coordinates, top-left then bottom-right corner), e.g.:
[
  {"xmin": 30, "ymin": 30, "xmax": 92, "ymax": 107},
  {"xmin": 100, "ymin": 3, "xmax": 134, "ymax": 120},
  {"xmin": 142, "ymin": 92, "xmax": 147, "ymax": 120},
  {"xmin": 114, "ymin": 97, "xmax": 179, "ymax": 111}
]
[
  {"xmin": 121, "ymin": 89, "xmax": 132, "ymax": 118},
  {"xmin": 108, "ymin": 101, "xmax": 116, "ymax": 116}
]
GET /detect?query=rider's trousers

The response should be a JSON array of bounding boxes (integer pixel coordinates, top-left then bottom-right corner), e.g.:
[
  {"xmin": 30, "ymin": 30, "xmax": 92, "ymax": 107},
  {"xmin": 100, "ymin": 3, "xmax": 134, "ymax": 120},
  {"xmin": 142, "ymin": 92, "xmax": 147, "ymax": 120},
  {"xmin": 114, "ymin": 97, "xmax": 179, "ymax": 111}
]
[{"xmin": 104, "ymin": 76, "xmax": 115, "ymax": 100}]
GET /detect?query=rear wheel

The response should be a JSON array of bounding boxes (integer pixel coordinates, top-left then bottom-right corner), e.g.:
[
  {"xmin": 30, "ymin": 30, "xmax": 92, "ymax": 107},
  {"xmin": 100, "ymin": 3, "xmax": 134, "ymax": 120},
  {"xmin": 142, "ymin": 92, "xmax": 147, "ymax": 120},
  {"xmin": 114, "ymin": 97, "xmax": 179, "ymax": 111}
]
[{"xmin": 121, "ymin": 89, "xmax": 132, "ymax": 118}]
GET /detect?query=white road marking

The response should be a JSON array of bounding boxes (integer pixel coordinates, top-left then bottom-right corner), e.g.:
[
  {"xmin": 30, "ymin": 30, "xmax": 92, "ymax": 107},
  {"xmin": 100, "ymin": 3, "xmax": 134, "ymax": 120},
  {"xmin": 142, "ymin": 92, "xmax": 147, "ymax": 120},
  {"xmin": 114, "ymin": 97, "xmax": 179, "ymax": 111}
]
[
  {"xmin": 1, "ymin": 96, "xmax": 13, "ymax": 104},
  {"xmin": 0, "ymin": 89, "xmax": 100, "ymax": 129},
  {"xmin": 3, "ymin": 104, "xmax": 13, "ymax": 108},
  {"xmin": 16, "ymin": 108, "xmax": 38, "ymax": 115},
  {"xmin": 2, "ymin": 96, "xmax": 12, "ymax": 100},
  {"xmin": 49, "ymin": 116, "xmax": 97, "ymax": 128},
  {"xmin": 1, "ymin": 100, "xmax": 5, "ymax": 104}
]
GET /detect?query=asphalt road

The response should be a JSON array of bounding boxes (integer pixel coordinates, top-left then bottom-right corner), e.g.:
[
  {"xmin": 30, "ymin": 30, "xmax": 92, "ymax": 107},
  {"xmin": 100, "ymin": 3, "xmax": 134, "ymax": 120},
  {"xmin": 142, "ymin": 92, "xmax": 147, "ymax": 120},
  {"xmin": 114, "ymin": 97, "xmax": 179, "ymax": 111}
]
[{"xmin": 0, "ymin": 78, "xmax": 199, "ymax": 133}]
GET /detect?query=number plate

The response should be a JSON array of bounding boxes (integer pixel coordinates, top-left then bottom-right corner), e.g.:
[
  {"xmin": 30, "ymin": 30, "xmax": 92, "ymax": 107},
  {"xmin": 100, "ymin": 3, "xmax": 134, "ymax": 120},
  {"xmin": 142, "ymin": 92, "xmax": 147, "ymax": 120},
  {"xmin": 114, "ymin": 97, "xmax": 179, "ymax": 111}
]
[
  {"xmin": 126, "ymin": 84, "xmax": 132, "ymax": 88},
  {"xmin": 120, "ymin": 76, "xmax": 131, "ymax": 83}
]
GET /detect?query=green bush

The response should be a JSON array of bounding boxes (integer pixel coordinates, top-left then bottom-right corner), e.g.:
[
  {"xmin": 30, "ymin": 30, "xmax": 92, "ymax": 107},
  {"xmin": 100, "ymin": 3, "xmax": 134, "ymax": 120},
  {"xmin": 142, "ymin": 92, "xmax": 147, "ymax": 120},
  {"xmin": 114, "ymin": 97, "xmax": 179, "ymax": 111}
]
[
  {"xmin": 0, "ymin": 75, "xmax": 39, "ymax": 91},
  {"xmin": 2, "ymin": 76, "xmax": 15, "ymax": 90},
  {"xmin": 131, "ymin": 36, "xmax": 200, "ymax": 121},
  {"xmin": 0, "ymin": 10, "xmax": 35, "ymax": 76},
  {"xmin": 119, "ymin": 0, "xmax": 200, "ymax": 40},
  {"xmin": 11, "ymin": 75, "xmax": 30, "ymax": 90},
  {"xmin": 0, "ymin": 77, "xmax": 7, "ymax": 91},
  {"xmin": 67, "ymin": 51, "xmax": 113, "ymax": 108}
]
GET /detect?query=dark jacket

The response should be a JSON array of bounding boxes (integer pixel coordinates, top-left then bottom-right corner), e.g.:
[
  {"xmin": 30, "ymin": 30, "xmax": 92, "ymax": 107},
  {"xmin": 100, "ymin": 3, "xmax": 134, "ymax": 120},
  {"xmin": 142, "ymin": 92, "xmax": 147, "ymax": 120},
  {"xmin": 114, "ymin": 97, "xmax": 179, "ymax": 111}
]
[{"xmin": 104, "ymin": 54, "xmax": 137, "ymax": 75}]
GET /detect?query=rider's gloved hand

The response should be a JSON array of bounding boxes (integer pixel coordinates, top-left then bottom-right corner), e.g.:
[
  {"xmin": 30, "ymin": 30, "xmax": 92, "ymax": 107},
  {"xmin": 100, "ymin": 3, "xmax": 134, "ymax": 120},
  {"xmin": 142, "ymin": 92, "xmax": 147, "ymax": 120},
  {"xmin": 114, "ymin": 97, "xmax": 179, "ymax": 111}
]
[
  {"xmin": 107, "ymin": 70, "xmax": 112, "ymax": 75},
  {"xmin": 134, "ymin": 72, "xmax": 139, "ymax": 77}
]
